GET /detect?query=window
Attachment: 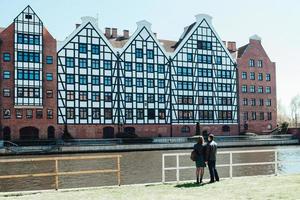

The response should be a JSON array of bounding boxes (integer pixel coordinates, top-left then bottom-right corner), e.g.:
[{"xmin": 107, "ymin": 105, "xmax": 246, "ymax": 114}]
[
  {"xmin": 267, "ymin": 112, "xmax": 272, "ymax": 120},
  {"xmin": 137, "ymin": 109, "xmax": 144, "ymax": 119},
  {"xmin": 259, "ymin": 112, "xmax": 264, "ymax": 120},
  {"xmin": 259, "ymin": 98, "xmax": 264, "ymax": 106},
  {"xmin": 125, "ymin": 93, "xmax": 133, "ymax": 102},
  {"xmin": 257, "ymin": 60, "xmax": 263, "ymax": 68},
  {"xmin": 158, "ymin": 109, "xmax": 165, "ymax": 119},
  {"xmin": 136, "ymin": 78, "xmax": 143, "ymax": 87},
  {"xmin": 249, "ymin": 59, "xmax": 255, "ymax": 67},
  {"xmin": 46, "ymin": 73, "xmax": 53, "ymax": 81},
  {"xmin": 92, "ymin": 92, "xmax": 101, "ymax": 101},
  {"xmin": 17, "ymin": 51, "xmax": 40, "ymax": 63},
  {"xmin": 67, "ymin": 91, "xmax": 75, "ymax": 100},
  {"xmin": 136, "ymin": 93, "xmax": 143, "ymax": 103},
  {"xmin": 266, "ymin": 73, "xmax": 271, "ymax": 81},
  {"xmin": 250, "ymin": 85, "xmax": 255, "ymax": 93},
  {"xmin": 241, "ymin": 72, "xmax": 247, "ymax": 80},
  {"xmin": 3, "ymin": 53, "xmax": 10, "ymax": 62},
  {"xmin": 178, "ymin": 110, "xmax": 194, "ymax": 120},
  {"xmin": 17, "ymin": 34, "xmax": 40, "ymax": 45},
  {"xmin": 158, "ymin": 94, "xmax": 165, "ymax": 103},
  {"xmin": 16, "ymin": 109, "xmax": 22, "ymax": 119},
  {"xmin": 266, "ymin": 86, "xmax": 271, "ymax": 94},
  {"xmin": 25, "ymin": 14, "xmax": 32, "ymax": 19},
  {"xmin": 79, "ymin": 108, "xmax": 88, "ymax": 119},
  {"xmin": 136, "ymin": 48, "xmax": 143, "ymax": 58},
  {"xmin": 66, "ymin": 57, "xmax": 74, "ymax": 68},
  {"xmin": 47, "ymin": 109, "xmax": 53, "ymax": 119},
  {"xmin": 216, "ymin": 56, "xmax": 222, "ymax": 65},
  {"xmin": 3, "ymin": 89, "xmax": 10, "ymax": 97},
  {"xmin": 258, "ymin": 86, "xmax": 263, "ymax": 93},
  {"xmin": 104, "ymin": 92, "xmax": 112, "ymax": 102},
  {"xmin": 148, "ymin": 109, "xmax": 155, "ymax": 119},
  {"xmin": 92, "ymin": 108, "xmax": 100, "ymax": 119},
  {"xmin": 250, "ymin": 72, "xmax": 255, "ymax": 80},
  {"xmin": 26, "ymin": 109, "xmax": 33, "ymax": 119},
  {"xmin": 79, "ymin": 43, "xmax": 87, "ymax": 53},
  {"xmin": 147, "ymin": 79, "xmax": 154, "ymax": 87},
  {"xmin": 242, "ymin": 98, "xmax": 248, "ymax": 106},
  {"xmin": 3, "ymin": 71, "xmax": 10, "ymax": 79},
  {"xmin": 46, "ymin": 90, "xmax": 53, "ymax": 98},
  {"xmin": 67, "ymin": 108, "xmax": 75, "ymax": 119},
  {"xmin": 147, "ymin": 64, "xmax": 154, "ymax": 73},
  {"xmin": 79, "ymin": 75, "xmax": 87, "ymax": 84},
  {"xmin": 147, "ymin": 94, "xmax": 155, "ymax": 103},
  {"xmin": 91, "ymin": 44, "xmax": 100, "ymax": 54},
  {"xmin": 79, "ymin": 91, "xmax": 88, "ymax": 101},
  {"xmin": 243, "ymin": 112, "xmax": 248, "ymax": 121},
  {"xmin": 17, "ymin": 87, "xmax": 40, "ymax": 98},
  {"xmin": 199, "ymin": 110, "xmax": 214, "ymax": 120},
  {"xmin": 258, "ymin": 73, "xmax": 263, "ymax": 81},
  {"xmin": 17, "ymin": 70, "xmax": 39, "ymax": 80},
  {"xmin": 250, "ymin": 98, "xmax": 256, "ymax": 106},
  {"xmin": 46, "ymin": 56, "xmax": 53, "ymax": 64},
  {"xmin": 125, "ymin": 78, "xmax": 132, "ymax": 87},
  {"xmin": 104, "ymin": 60, "xmax": 112, "ymax": 69},
  {"xmin": 266, "ymin": 99, "xmax": 272, "ymax": 107},
  {"xmin": 136, "ymin": 63, "xmax": 143, "ymax": 72},
  {"xmin": 92, "ymin": 76, "xmax": 100, "ymax": 85},
  {"xmin": 252, "ymin": 112, "xmax": 257, "ymax": 120},
  {"xmin": 218, "ymin": 111, "xmax": 232, "ymax": 120},
  {"xmin": 197, "ymin": 40, "xmax": 212, "ymax": 50},
  {"xmin": 64, "ymin": 74, "xmax": 73, "ymax": 83},
  {"xmin": 158, "ymin": 79, "xmax": 165, "ymax": 88},
  {"xmin": 92, "ymin": 59, "xmax": 99, "ymax": 68},
  {"xmin": 79, "ymin": 58, "xmax": 87, "ymax": 68},
  {"xmin": 187, "ymin": 53, "xmax": 193, "ymax": 62},
  {"xmin": 125, "ymin": 109, "xmax": 133, "ymax": 119},
  {"xmin": 125, "ymin": 62, "xmax": 132, "ymax": 71},
  {"xmin": 3, "ymin": 109, "xmax": 11, "ymax": 119},
  {"xmin": 157, "ymin": 64, "xmax": 164, "ymax": 73},
  {"xmin": 146, "ymin": 50, "xmax": 154, "ymax": 59},
  {"xmin": 36, "ymin": 109, "xmax": 43, "ymax": 119},
  {"xmin": 104, "ymin": 108, "xmax": 112, "ymax": 119}
]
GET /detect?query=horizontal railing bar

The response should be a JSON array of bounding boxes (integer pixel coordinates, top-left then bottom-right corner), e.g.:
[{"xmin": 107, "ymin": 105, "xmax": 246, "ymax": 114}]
[
  {"xmin": 0, "ymin": 155, "xmax": 122, "ymax": 163},
  {"xmin": 0, "ymin": 169, "xmax": 119, "ymax": 179},
  {"xmin": 232, "ymin": 162, "xmax": 275, "ymax": 166},
  {"xmin": 163, "ymin": 150, "xmax": 278, "ymax": 157}
]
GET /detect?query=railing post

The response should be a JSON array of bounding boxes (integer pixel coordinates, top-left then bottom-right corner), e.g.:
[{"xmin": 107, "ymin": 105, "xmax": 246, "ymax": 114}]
[
  {"xmin": 162, "ymin": 155, "xmax": 165, "ymax": 183},
  {"xmin": 55, "ymin": 159, "xmax": 59, "ymax": 190},
  {"xmin": 274, "ymin": 150, "xmax": 278, "ymax": 176},
  {"xmin": 229, "ymin": 152, "xmax": 233, "ymax": 179},
  {"xmin": 176, "ymin": 154, "xmax": 180, "ymax": 183},
  {"xmin": 117, "ymin": 156, "xmax": 121, "ymax": 186}
]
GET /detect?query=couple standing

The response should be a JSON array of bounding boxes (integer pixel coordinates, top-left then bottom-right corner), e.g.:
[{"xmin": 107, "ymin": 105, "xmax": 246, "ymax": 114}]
[{"xmin": 193, "ymin": 134, "xmax": 219, "ymax": 184}]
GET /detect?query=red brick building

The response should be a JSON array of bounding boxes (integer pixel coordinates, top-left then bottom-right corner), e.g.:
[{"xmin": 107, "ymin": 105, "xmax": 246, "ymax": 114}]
[
  {"xmin": 236, "ymin": 35, "xmax": 277, "ymax": 133},
  {"xmin": 0, "ymin": 6, "xmax": 57, "ymax": 140}
]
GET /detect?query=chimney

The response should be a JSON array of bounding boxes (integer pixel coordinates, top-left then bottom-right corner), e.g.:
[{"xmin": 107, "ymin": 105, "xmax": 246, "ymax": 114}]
[
  {"xmin": 227, "ymin": 41, "xmax": 236, "ymax": 52},
  {"xmin": 153, "ymin": 32, "xmax": 157, "ymax": 38},
  {"xmin": 222, "ymin": 41, "xmax": 226, "ymax": 46},
  {"xmin": 76, "ymin": 23, "xmax": 81, "ymax": 28},
  {"xmin": 112, "ymin": 28, "xmax": 117, "ymax": 38},
  {"xmin": 123, "ymin": 30, "xmax": 129, "ymax": 38},
  {"xmin": 105, "ymin": 28, "xmax": 111, "ymax": 38}
]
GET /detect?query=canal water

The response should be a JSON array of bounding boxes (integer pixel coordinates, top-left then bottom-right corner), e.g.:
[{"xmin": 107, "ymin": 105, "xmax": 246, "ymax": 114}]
[{"xmin": 0, "ymin": 145, "xmax": 299, "ymax": 192}]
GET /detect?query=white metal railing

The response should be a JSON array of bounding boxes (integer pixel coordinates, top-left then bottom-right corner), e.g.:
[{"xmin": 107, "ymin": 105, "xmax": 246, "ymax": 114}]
[{"xmin": 162, "ymin": 149, "xmax": 300, "ymax": 183}]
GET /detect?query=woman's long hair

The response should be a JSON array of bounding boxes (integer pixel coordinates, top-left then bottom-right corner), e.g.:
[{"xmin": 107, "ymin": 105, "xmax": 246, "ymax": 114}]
[{"xmin": 197, "ymin": 136, "xmax": 204, "ymax": 145}]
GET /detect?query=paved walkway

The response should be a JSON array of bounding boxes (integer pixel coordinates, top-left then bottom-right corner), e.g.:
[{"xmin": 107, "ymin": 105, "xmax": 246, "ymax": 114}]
[{"xmin": 0, "ymin": 174, "xmax": 299, "ymax": 200}]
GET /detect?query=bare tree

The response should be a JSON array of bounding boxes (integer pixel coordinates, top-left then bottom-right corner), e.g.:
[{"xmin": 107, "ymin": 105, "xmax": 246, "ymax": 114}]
[
  {"xmin": 277, "ymin": 99, "xmax": 290, "ymax": 124},
  {"xmin": 290, "ymin": 95, "xmax": 300, "ymax": 128}
]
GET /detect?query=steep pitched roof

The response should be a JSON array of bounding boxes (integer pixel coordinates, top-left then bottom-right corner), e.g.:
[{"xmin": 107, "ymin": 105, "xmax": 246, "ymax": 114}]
[
  {"xmin": 172, "ymin": 22, "xmax": 196, "ymax": 49},
  {"xmin": 237, "ymin": 44, "xmax": 249, "ymax": 58}
]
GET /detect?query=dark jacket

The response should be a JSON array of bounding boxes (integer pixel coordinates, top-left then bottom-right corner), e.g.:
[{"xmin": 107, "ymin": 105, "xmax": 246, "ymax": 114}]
[
  {"xmin": 206, "ymin": 141, "xmax": 217, "ymax": 161},
  {"xmin": 193, "ymin": 143, "xmax": 206, "ymax": 159}
]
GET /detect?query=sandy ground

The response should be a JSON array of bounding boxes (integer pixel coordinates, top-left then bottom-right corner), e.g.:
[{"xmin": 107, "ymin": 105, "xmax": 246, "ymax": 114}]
[{"xmin": 0, "ymin": 174, "xmax": 300, "ymax": 200}]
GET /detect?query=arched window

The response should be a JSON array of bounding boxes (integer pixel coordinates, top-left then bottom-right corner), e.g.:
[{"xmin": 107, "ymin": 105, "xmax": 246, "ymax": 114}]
[
  {"xmin": 47, "ymin": 126, "xmax": 55, "ymax": 139},
  {"xmin": 19, "ymin": 126, "xmax": 39, "ymax": 140},
  {"xmin": 222, "ymin": 125, "xmax": 230, "ymax": 132},
  {"xmin": 3, "ymin": 126, "xmax": 11, "ymax": 141},
  {"xmin": 181, "ymin": 126, "xmax": 190, "ymax": 133}
]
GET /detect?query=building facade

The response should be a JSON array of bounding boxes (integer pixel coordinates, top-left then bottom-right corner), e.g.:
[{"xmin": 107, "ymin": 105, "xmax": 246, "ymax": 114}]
[
  {"xmin": 236, "ymin": 35, "xmax": 277, "ymax": 133},
  {"xmin": 0, "ymin": 6, "xmax": 277, "ymax": 140},
  {"xmin": 0, "ymin": 6, "xmax": 57, "ymax": 140}
]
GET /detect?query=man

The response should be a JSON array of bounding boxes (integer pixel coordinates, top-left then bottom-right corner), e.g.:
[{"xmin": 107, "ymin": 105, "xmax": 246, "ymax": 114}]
[{"xmin": 205, "ymin": 134, "xmax": 219, "ymax": 183}]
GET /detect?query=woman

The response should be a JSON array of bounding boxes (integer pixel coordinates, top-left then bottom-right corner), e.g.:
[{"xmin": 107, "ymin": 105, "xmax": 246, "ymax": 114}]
[{"xmin": 193, "ymin": 136, "xmax": 206, "ymax": 184}]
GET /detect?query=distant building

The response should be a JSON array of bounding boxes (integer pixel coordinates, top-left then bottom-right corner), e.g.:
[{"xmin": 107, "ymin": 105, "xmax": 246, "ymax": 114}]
[{"xmin": 235, "ymin": 35, "xmax": 277, "ymax": 133}]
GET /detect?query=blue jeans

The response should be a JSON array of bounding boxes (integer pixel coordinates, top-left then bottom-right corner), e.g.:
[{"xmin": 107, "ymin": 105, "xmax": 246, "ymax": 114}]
[{"xmin": 208, "ymin": 160, "xmax": 219, "ymax": 182}]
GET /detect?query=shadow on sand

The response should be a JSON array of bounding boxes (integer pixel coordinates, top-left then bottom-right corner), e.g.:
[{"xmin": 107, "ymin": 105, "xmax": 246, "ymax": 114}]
[{"xmin": 175, "ymin": 182, "xmax": 209, "ymax": 188}]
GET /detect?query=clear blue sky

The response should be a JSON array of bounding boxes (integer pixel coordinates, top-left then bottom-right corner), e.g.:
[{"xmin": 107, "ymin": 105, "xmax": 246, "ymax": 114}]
[{"xmin": 1, "ymin": 0, "xmax": 299, "ymax": 112}]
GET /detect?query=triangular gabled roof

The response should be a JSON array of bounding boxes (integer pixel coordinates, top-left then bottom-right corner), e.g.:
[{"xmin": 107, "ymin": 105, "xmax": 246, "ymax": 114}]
[
  {"xmin": 118, "ymin": 20, "xmax": 170, "ymax": 58},
  {"xmin": 237, "ymin": 44, "xmax": 249, "ymax": 58},
  {"xmin": 57, "ymin": 16, "xmax": 117, "ymax": 55},
  {"xmin": 171, "ymin": 14, "xmax": 236, "ymax": 65},
  {"xmin": 14, "ymin": 5, "xmax": 42, "ymax": 24}
]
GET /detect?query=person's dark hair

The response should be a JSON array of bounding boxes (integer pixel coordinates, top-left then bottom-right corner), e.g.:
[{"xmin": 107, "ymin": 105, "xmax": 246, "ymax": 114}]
[
  {"xmin": 197, "ymin": 136, "xmax": 204, "ymax": 145},
  {"xmin": 208, "ymin": 133, "xmax": 214, "ymax": 140}
]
